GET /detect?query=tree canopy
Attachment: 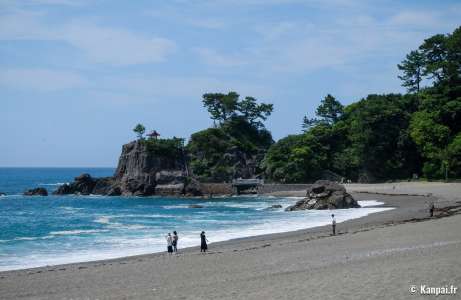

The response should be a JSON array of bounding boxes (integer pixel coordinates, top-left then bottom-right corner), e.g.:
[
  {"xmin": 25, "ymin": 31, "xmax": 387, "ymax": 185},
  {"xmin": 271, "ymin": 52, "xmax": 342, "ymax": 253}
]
[
  {"xmin": 202, "ymin": 92, "xmax": 273, "ymax": 128},
  {"xmin": 264, "ymin": 26, "xmax": 460, "ymax": 182},
  {"xmin": 133, "ymin": 123, "xmax": 145, "ymax": 139},
  {"xmin": 302, "ymin": 94, "xmax": 344, "ymax": 131}
]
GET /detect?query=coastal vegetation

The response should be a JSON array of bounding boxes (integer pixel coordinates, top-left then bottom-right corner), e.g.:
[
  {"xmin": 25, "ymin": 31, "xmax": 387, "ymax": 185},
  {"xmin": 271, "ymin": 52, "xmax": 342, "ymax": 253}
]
[
  {"xmin": 263, "ymin": 26, "xmax": 460, "ymax": 182},
  {"xmin": 132, "ymin": 26, "xmax": 460, "ymax": 183},
  {"xmin": 187, "ymin": 92, "xmax": 274, "ymax": 182}
]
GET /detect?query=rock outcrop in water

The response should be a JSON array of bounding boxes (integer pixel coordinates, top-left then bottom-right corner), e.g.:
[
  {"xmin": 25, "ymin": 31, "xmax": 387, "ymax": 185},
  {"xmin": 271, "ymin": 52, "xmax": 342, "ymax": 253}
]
[
  {"xmin": 54, "ymin": 140, "xmax": 203, "ymax": 197},
  {"xmin": 53, "ymin": 174, "xmax": 120, "ymax": 196},
  {"xmin": 24, "ymin": 187, "xmax": 48, "ymax": 196},
  {"xmin": 286, "ymin": 180, "xmax": 360, "ymax": 211}
]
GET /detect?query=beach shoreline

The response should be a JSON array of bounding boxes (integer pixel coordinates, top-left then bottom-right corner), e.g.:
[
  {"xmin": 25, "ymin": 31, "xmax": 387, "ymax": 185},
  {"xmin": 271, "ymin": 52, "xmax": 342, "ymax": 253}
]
[{"xmin": 1, "ymin": 182, "xmax": 460, "ymax": 299}]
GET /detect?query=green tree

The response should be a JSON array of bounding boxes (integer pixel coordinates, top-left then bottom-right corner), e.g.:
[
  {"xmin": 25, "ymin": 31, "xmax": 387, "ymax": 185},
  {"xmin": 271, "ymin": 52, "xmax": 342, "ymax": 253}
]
[
  {"xmin": 302, "ymin": 94, "xmax": 343, "ymax": 131},
  {"xmin": 133, "ymin": 123, "xmax": 146, "ymax": 139},
  {"xmin": 189, "ymin": 91, "xmax": 274, "ymax": 181},
  {"xmin": 404, "ymin": 26, "xmax": 461, "ymax": 179},
  {"xmin": 398, "ymin": 50, "xmax": 425, "ymax": 93},
  {"xmin": 202, "ymin": 92, "xmax": 273, "ymax": 127},
  {"xmin": 316, "ymin": 94, "xmax": 344, "ymax": 124},
  {"xmin": 238, "ymin": 96, "xmax": 274, "ymax": 128},
  {"xmin": 202, "ymin": 92, "xmax": 239, "ymax": 123}
]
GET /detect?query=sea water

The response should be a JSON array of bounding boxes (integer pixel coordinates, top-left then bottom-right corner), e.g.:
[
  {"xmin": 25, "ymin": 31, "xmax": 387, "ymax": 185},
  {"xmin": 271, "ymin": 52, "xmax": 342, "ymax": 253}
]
[{"xmin": 0, "ymin": 168, "xmax": 393, "ymax": 271}]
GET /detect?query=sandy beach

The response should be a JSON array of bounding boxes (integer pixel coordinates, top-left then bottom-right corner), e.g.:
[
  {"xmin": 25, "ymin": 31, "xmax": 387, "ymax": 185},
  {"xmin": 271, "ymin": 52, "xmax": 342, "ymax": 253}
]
[{"xmin": 1, "ymin": 182, "xmax": 460, "ymax": 299}]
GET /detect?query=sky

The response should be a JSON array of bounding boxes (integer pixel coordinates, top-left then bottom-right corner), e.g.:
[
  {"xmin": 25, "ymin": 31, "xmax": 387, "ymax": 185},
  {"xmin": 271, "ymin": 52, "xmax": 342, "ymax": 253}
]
[{"xmin": 1, "ymin": 0, "xmax": 460, "ymax": 167}]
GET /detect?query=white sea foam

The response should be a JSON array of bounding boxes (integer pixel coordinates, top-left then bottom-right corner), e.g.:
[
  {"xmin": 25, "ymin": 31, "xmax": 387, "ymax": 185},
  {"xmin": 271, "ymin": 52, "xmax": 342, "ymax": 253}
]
[
  {"xmin": 358, "ymin": 200, "xmax": 385, "ymax": 207},
  {"xmin": 49, "ymin": 229, "xmax": 109, "ymax": 236},
  {"xmin": 94, "ymin": 216, "xmax": 111, "ymax": 224},
  {"xmin": 162, "ymin": 204, "xmax": 194, "ymax": 209},
  {"xmin": 39, "ymin": 182, "xmax": 67, "ymax": 186},
  {"xmin": 93, "ymin": 216, "xmax": 149, "ymax": 230},
  {"xmin": 60, "ymin": 206, "xmax": 85, "ymax": 211}
]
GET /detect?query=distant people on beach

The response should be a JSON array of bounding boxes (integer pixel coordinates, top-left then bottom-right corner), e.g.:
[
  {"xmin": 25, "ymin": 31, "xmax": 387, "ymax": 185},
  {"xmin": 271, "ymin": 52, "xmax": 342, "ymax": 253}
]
[
  {"xmin": 172, "ymin": 231, "xmax": 179, "ymax": 253},
  {"xmin": 429, "ymin": 202, "xmax": 435, "ymax": 218},
  {"xmin": 200, "ymin": 231, "xmax": 209, "ymax": 252},
  {"xmin": 331, "ymin": 214, "xmax": 336, "ymax": 236},
  {"xmin": 166, "ymin": 233, "xmax": 173, "ymax": 255}
]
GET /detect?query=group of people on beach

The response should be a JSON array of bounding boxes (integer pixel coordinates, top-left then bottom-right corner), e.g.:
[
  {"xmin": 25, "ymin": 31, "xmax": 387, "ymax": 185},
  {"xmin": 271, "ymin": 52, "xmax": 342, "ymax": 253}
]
[
  {"xmin": 165, "ymin": 231, "xmax": 209, "ymax": 254},
  {"xmin": 165, "ymin": 231, "xmax": 179, "ymax": 254}
]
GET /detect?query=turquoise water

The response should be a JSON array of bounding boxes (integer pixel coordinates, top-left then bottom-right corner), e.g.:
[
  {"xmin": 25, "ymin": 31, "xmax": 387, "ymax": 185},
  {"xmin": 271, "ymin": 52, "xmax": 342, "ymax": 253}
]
[{"xmin": 0, "ymin": 168, "xmax": 392, "ymax": 271}]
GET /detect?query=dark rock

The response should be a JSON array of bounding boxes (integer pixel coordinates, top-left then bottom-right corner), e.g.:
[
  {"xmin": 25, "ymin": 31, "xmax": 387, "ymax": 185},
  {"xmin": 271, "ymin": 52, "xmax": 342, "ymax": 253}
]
[
  {"xmin": 286, "ymin": 180, "xmax": 360, "ymax": 211},
  {"xmin": 155, "ymin": 183, "xmax": 185, "ymax": 196},
  {"xmin": 184, "ymin": 178, "xmax": 203, "ymax": 197},
  {"xmin": 92, "ymin": 177, "xmax": 118, "ymax": 195},
  {"xmin": 188, "ymin": 204, "xmax": 204, "ymax": 208},
  {"xmin": 53, "ymin": 173, "xmax": 96, "ymax": 195},
  {"xmin": 24, "ymin": 187, "xmax": 48, "ymax": 196},
  {"xmin": 114, "ymin": 140, "xmax": 186, "ymax": 196},
  {"xmin": 53, "ymin": 183, "xmax": 73, "ymax": 195},
  {"xmin": 269, "ymin": 204, "xmax": 283, "ymax": 209},
  {"xmin": 72, "ymin": 173, "xmax": 96, "ymax": 195},
  {"xmin": 0, "ymin": 192, "xmax": 6, "ymax": 196},
  {"xmin": 106, "ymin": 186, "xmax": 122, "ymax": 196},
  {"xmin": 155, "ymin": 170, "xmax": 184, "ymax": 185}
]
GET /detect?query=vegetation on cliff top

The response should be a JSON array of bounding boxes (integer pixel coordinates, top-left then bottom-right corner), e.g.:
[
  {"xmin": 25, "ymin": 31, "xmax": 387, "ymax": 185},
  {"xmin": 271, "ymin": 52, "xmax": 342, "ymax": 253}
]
[
  {"xmin": 187, "ymin": 92, "xmax": 274, "ymax": 182},
  {"xmin": 132, "ymin": 26, "xmax": 460, "ymax": 183}
]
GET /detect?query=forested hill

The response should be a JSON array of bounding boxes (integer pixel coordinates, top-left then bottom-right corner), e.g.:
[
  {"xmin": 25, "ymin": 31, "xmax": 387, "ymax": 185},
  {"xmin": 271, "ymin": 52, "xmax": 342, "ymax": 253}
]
[
  {"xmin": 134, "ymin": 26, "xmax": 460, "ymax": 184},
  {"xmin": 263, "ymin": 26, "xmax": 461, "ymax": 183}
]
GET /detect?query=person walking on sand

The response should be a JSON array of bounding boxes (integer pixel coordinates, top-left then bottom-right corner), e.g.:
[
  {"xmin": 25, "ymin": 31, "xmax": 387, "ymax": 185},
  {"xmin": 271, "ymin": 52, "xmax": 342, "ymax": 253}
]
[
  {"xmin": 429, "ymin": 202, "xmax": 435, "ymax": 218},
  {"xmin": 200, "ymin": 231, "xmax": 209, "ymax": 252},
  {"xmin": 331, "ymin": 214, "xmax": 336, "ymax": 236},
  {"xmin": 166, "ymin": 233, "xmax": 173, "ymax": 255},
  {"xmin": 172, "ymin": 231, "xmax": 179, "ymax": 253}
]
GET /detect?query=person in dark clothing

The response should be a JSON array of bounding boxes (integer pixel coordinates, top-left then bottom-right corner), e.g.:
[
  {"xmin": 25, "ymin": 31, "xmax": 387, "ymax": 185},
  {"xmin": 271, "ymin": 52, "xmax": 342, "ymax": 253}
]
[
  {"xmin": 200, "ymin": 231, "xmax": 209, "ymax": 252},
  {"xmin": 172, "ymin": 231, "xmax": 178, "ymax": 253},
  {"xmin": 429, "ymin": 202, "xmax": 435, "ymax": 218},
  {"xmin": 331, "ymin": 214, "xmax": 336, "ymax": 236}
]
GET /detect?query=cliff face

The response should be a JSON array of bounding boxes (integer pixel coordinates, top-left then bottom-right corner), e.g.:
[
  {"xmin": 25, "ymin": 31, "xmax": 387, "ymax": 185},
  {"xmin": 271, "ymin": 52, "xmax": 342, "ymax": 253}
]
[
  {"xmin": 55, "ymin": 140, "xmax": 202, "ymax": 197},
  {"xmin": 114, "ymin": 140, "xmax": 187, "ymax": 196}
]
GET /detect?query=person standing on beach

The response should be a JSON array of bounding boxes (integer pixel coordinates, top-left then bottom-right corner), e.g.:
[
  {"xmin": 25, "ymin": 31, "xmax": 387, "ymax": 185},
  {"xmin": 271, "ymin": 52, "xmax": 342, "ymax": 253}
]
[
  {"xmin": 429, "ymin": 202, "xmax": 435, "ymax": 218},
  {"xmin": 166, "ymin": 233, "xmax": 173, "ymax": 255},
  {"xmin": 331, "ymin": 214, "xmax": 336, "ymax": 235},
  {"xmin": 200, "ymin": 231, "xmax": 209, "ymax": 252},
  {"xmin": 172, "ymin": 231, "xmax": 179, "ymax": 253}
]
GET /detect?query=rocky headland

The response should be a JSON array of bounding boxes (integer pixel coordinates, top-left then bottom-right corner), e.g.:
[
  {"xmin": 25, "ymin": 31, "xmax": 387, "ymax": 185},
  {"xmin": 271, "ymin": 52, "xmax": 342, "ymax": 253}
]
[{"xmin": 54, "ymin": 140, "xmax": 203, "ymax": 197}]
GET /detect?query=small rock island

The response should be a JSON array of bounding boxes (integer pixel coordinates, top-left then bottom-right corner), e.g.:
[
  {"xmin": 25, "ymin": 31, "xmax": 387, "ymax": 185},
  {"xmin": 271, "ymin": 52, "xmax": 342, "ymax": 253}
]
[{"xmin": 286, "ymin": 180, "xmax": 360, "ymax": 211}]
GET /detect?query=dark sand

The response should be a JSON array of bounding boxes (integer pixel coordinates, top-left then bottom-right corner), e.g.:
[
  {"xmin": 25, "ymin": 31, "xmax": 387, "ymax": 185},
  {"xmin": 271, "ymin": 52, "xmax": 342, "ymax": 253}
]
[{"xmin": 1, "ymin": 183, "xmax": 460, "ymax": 299}]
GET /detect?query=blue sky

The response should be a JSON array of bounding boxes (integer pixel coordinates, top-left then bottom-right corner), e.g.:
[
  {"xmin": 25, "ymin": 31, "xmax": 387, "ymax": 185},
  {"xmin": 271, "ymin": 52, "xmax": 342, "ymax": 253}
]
[{"xmin": 1, "ymin": 0, "xmax": 460, "ymax": 167}]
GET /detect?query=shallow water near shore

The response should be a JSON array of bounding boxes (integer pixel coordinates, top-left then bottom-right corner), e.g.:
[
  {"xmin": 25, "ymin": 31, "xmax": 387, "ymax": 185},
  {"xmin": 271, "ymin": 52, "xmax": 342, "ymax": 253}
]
[{"xmin": 0, "ymin": 168, "xmax": 392, "ymax": 271}]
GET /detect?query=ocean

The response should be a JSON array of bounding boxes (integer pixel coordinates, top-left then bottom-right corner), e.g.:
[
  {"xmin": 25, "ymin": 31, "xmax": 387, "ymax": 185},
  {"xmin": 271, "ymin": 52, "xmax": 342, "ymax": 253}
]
[{"xmin": 0, "ymin": 168, "xmax": 392, "ymax": 271}]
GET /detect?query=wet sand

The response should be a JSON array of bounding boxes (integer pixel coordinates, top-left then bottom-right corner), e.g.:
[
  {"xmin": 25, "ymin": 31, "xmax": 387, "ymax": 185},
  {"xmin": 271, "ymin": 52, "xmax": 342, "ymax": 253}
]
[{"xmin": 1, "ymin": 183, "xmax": 460, "ymax": 299}]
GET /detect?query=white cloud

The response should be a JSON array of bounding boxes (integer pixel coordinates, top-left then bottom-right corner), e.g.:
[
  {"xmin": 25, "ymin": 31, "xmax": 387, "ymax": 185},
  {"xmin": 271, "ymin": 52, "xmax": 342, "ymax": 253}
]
[
  {"xmin": 194, "ymin": 47, "xmax": 248, "ymax": 67},
  {"xmin": 0, "ymin": 11, "xmax": 176, "ymax": 66},
  {"xmin": 389, "ymin": 11, "xmax": 440, "ymax": 28},
  {"xmin": 0, "ymin": 68, "xmax": 87, "ymax": 92},
  {"xmin": 64, "ymin": 22, "xmax": 176, "ymax": 65}
]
